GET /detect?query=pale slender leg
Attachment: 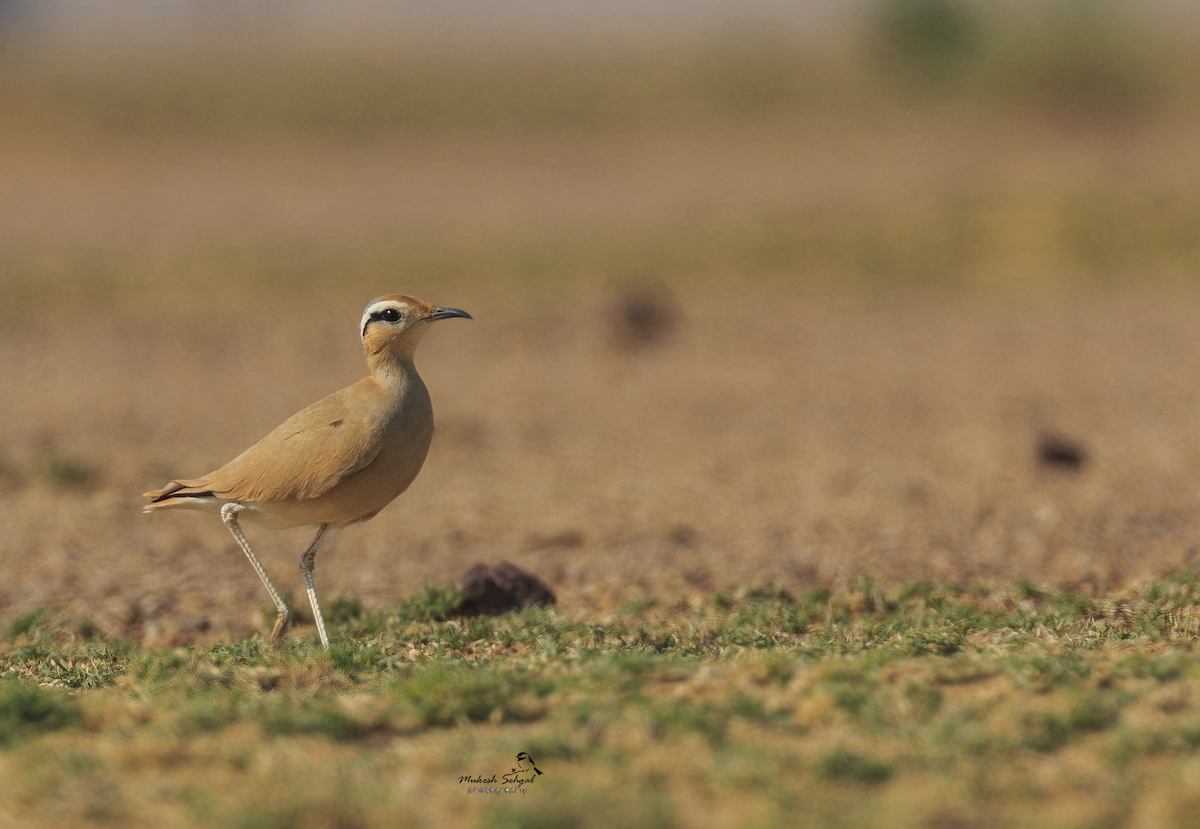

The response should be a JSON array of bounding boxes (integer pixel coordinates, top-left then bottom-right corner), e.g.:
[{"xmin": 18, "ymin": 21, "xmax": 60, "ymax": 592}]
[
  {"xmin": 300, "ymin": 525, "xmax": 335, "ymax": 650},
  {"xmin": 220, "ymin": 503, "xmax": 292, "ymax": 646}
]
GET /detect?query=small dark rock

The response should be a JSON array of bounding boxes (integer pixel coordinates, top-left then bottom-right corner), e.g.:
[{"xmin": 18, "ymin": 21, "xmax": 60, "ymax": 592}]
[
  {"xmin": 611, "ymin": 282, "xmax": 681, "ymax": 350},
  {"xmin": 458, "ymin": 561, "xmax": 556, "ymax": 616},
  {"xmin": 667, "ymin": 524, "xmax": 698, "ymax": 548},
  {"xmin": 1037, "ymin": 433, "xmax": 1087, "ymax": 471}
]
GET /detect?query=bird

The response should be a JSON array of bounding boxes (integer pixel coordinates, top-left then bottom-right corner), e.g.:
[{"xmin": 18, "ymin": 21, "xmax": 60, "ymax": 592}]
[
  {"xmin": 142, "ymin": 294, "xmax": 471, "ymax": 650},
  {"xmin": 515, "ymin": 752, "xmax": 543, "ymax": 775}
]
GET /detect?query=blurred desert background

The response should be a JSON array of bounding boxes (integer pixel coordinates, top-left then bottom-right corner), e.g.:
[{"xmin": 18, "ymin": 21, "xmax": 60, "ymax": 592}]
[{"xmin": 4, "ymin": 0, "xmax": 1200, "ymax": 647}]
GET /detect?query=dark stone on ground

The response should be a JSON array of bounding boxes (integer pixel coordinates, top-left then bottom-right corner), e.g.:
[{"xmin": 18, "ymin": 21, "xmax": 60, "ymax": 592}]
[
  {"xmin": 458, "ymin": 561, "xmax": 557, "ymax": 616},
  {"xmin": 1037, "ymin": 433, "xmax": 1087, "ymax": 471},
  {"xmin": 610, "ymin": 282, "xmax": 681, "ymax": 350}
]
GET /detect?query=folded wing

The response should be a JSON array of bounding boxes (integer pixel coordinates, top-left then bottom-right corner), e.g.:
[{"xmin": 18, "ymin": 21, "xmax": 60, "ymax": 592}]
[{"xmin": 145, "ymin": 380, "xmax": 390, "ymax": 505}]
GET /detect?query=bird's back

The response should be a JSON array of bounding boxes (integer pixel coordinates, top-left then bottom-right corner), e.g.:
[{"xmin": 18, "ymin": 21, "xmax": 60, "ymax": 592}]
[{"xmin": 145, "ymin": 368, "xmax": 434, "ymax": 529}]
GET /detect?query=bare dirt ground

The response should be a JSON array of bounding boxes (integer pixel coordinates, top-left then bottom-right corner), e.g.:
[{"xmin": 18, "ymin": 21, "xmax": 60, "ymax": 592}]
[
  {"xmin": 7, "ymin": 261, "xmax": 1200, "ymax": 648},
  {"xmin": 9, "ymin": 27, "xmax": 1200, "ymax": 829},
  {"xmin": 4, "ymin": 37, "xmax": 1200, "ymax": 649}
]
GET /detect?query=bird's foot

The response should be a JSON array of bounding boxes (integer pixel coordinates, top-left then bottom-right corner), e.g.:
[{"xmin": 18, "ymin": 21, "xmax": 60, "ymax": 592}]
[{"xmin": 270, "ymin": 608, "xmax": 291, "ymax": 648}]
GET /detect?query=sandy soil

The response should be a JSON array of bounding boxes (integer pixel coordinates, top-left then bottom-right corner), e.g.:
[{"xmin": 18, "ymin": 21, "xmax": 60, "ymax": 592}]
[
  {"xmin": 5, "ymin": 281, "xmax": 1200, "ymax": 646},
  {"xmin": 5, "ymin": 44, "xmax": 1200, "ymax": 646}
]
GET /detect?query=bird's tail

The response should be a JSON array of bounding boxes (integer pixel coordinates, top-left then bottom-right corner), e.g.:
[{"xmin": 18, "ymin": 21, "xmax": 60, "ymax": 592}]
[{"xmin": 142, "ymin": 480, "xmax": 222, "ymax": 514}]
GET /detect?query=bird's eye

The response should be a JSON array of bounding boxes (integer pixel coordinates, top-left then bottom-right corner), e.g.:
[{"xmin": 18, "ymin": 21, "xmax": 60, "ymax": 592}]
[{"xmin": 381, "ymin": 308, "xmax": 401, "ymax": 323}]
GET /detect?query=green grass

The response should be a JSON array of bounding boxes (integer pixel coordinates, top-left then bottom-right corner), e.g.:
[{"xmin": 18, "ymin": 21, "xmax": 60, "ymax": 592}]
[
  {"xmin": 5, "ymin": 579, "xmax": 1200, "ymax": 826},
  {"xmin": 0, "ymin": 678, "xmax": 82, "ymax": 746}
]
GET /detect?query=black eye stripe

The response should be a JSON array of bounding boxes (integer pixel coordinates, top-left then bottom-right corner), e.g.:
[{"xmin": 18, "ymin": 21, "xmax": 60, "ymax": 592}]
[
  {"xmin": 368, "ymin": 307, "xmax": 403, "ymax": 324},
  {"xmin": 362, "ymin": 305, "xmax": 408, "ymax": 338}
]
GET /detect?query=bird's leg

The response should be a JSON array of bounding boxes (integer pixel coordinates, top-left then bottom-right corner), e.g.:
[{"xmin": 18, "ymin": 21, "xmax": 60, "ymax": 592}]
[
  {"xmin": 299, "ymin": 525, "xmax": 335, "ymax": 650},
  {"xmin": 220, "ymin": 503, "xmax": 292, "ymax": 647}
]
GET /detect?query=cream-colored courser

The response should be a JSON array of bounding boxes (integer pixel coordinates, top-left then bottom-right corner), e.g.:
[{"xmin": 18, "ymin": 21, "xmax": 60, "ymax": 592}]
[{"xmin": 143, "ymin": 295, "xmax": 471, "ymax": 649}]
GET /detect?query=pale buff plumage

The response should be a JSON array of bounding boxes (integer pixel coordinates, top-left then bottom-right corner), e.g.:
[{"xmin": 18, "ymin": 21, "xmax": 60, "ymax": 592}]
[{"xmin": 143, "ymin": 294, "xmax": 471, "ymax": 649}]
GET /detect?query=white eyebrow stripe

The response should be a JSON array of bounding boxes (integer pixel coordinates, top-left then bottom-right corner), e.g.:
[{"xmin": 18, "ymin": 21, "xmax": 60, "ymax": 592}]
[{"xmin": 359, "ymin": 300, "xmax": 411, "ymax": 341}]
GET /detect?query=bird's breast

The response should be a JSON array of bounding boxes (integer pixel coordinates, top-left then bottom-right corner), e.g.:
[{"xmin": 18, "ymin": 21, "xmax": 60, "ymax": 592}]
[
  {"xmin": 253, "ymin": 371, "xmax": 435, "ymax": 529},
  {"xmin": 320, "ymin": 373, "xmax": 434, "ymax": 526}
]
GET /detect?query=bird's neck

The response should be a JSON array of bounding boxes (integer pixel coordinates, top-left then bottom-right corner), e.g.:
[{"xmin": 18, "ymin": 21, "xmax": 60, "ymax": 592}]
[{"xmin": 368, "ymin": 352, "xmax": 418, "ymax": 390}]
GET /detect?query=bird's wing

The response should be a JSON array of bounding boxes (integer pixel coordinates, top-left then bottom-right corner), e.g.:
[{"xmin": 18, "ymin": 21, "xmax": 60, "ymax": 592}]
[{"xmin": 167, "ymin": 378, "xmax": 393, "ymax": 504}]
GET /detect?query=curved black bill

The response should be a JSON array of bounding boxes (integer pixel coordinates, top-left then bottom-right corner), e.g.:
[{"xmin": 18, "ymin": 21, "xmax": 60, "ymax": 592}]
[{"xmin": 428, "ymin": 306, "xmax": 472, "ymax": 321}]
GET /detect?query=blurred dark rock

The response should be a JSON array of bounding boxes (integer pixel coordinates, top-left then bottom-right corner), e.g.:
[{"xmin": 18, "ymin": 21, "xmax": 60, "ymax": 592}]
[
  {"xmin": 458, "ymin": 561, "xmax": 556, "ymax": 616},
  {"xmin": 1037, "ymin": 433, "xmax": 1087, "ymax": 471},
  {"xmin": 611, "ymin": 282, "xmax": 681, "ymax": 351},
  {"xmin": 667, "ymin": 524, "xmax": 698, "ymax": 548}
]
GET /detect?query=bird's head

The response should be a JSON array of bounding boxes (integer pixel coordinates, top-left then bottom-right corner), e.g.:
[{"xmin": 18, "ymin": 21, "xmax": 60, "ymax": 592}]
[{"xmin": 360, "ymin": 295, "xmax": 471, "ymax": 365}]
